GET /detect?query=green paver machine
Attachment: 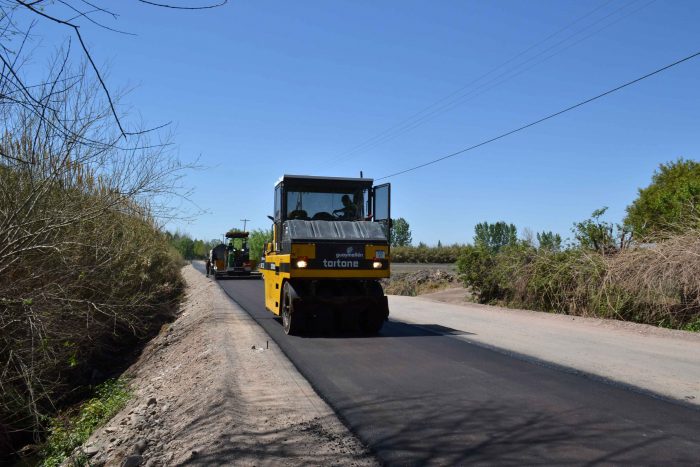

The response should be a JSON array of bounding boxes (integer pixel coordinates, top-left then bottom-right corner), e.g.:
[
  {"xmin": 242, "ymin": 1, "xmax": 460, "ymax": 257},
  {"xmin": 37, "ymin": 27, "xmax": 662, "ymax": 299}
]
[{"xmin": 210, "ymin": 231, "xmax": 260, "ymax": 279}]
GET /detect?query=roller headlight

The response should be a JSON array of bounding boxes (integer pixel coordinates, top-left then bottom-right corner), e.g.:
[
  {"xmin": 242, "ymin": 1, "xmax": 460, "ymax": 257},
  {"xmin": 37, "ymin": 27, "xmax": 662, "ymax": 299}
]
[
  {"xmin": 373, "ymin": 261, "xmax": 383, "ymax": 269},
  {"xmin": 296, "ymin": 259, "xmax": 308, "ymax": 268}
]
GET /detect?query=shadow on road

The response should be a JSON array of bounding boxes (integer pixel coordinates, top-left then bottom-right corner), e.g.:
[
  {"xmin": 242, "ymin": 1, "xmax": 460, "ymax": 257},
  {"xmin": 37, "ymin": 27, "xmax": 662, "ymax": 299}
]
[
  {"xmin": 209, "ymin": 276, "xmax": 261, "ymax": 281},
  {"xmin": 169, "ymin": 383, "xmax": 676, "ymax": 466},
  {"xmin": 333, "ymin": 392, "xmax": 677, "ymax": 466},
  {"xmin": 281, "ymin": 320, "xmax": 476, "ymax": 339},
  {"xmin": 408, "ymin": 323, "xmax": 474, "ymax": 336}
]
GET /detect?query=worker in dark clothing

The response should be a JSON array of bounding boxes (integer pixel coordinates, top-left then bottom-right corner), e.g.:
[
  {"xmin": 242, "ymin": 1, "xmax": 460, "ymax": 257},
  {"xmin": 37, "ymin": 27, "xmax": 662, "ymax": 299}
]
[
  {"xmin": 206, "ymin": 257, "xmax": 211, "ymax": 277},
  {"xmin": 333, "ymin": 194, "xmax": 358, "ymax": 220}
]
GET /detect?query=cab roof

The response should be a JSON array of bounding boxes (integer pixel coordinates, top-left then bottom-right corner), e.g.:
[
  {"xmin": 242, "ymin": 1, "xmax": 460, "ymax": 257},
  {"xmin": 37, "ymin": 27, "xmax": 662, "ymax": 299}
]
[
  {"xmin": 277, "ymin": 174, "xmax": 374, "ymax": 191},
  {"xmin": 225, "ymin": 231, "xmax": 249, "ymax": 238}
]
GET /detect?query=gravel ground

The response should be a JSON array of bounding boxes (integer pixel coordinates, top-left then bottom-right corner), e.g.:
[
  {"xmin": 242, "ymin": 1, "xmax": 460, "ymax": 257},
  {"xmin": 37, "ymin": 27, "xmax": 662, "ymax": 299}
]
[{"xmin": 75, "ymin": 265, "xmax": 377, "ymax": 466}]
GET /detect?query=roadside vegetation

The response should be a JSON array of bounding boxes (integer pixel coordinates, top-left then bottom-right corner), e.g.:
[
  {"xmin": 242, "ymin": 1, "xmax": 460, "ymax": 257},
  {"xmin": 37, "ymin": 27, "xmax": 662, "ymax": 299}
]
[
  {"xmin": 386, "ymin": 160, "xmax": 700, "ymax": 332},
  {"xmin": 0, "ymin": 3, "xmax": 214, "ymax": 461},
  {"xmin": 456, "ymin": 159, "xmax": 700, "ymax": 331},
  {"xmin": 42, "ymin": 379, "xmax": 131, "ymax": 467},
  {"xmin": 0, "ymin": 71, "xmax": 186, "ymax": 459}
]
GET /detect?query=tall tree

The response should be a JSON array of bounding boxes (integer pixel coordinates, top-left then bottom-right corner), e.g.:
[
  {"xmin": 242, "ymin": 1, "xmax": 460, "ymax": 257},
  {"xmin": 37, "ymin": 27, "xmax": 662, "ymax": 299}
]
[
  {"xmin": 248, "ymin": 229, "xmax": 273, "ymax": 263},
  {"xmin": 391, "ymin": 218, "xmax": 412, "ymax": 247},
  {"xmin": 625, "ymin": 159, "xmax": 700, "ymax": 237},
  {"xmin": 537, "ymin": 231, "xmax": 562, "ymax": 251},
  {"xmin": 572, "ymin": 207, "xmax": 631, "ymax": 255},
  {"xmin": 473, "ymin": 221, "xmax": 517, "ymax": 252}
]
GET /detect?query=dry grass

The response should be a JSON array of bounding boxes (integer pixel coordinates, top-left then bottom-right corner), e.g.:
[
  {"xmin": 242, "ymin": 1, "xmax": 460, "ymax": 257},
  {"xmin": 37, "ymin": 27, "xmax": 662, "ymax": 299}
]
[
  {"xmin": 604, "ymin": 232, "xmax": 700, "ymax": 329},
  {"xmin": 383, "ymin": 269, "xmax": 457, "ymax": 296},
  {"xmin": 458, "ymin": 230, "xmax": 700, "ymax": 331}
]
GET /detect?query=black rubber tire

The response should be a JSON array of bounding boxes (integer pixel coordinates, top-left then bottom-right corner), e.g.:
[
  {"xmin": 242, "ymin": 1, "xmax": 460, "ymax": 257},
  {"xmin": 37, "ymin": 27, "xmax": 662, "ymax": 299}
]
[
  {"xmin": 362, "ymin": 313, "xmax": 385, "ymax": 335},
  {"xmin": 282, "ymin": 282, "xmax": 304, "ymax": 335},
  {"xmin": 362, "ymin": 281, "xmax": 387, "ymax": 335},
  {"xmin": 366, "ymin": 280, "xmax": 384, "ymax": 298}
]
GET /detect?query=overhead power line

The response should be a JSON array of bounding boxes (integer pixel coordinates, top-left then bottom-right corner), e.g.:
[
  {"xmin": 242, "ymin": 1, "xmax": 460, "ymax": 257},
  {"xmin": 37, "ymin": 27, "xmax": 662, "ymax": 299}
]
[
  {"xmin": 376, "ymin": 50, "xmax": 700, "ymax": 181},
  {"xmin": 323, "ymin": 0, "xmax": 653, "ymax": 170}
]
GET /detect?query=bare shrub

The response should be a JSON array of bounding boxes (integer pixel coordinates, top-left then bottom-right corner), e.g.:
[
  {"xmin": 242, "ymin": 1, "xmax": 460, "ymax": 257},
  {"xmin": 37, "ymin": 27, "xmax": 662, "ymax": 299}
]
[
  {"xmin": 0, "ymin": 58, "xmax": 186, "ymax": 452},
  {"xmin": 0, "ymin": 2, "xmax": 225, "ymax": 457},
  {"xmin": 458, "ymin": 230, "xmax": 700, "ymax": 330},
  {"xmin": 383, "ymin": 270, "xmax": 457, "ymax": 296},
  {"xmin": 604, "ymin": 231, "xmax": 700, "ymax": 328}
]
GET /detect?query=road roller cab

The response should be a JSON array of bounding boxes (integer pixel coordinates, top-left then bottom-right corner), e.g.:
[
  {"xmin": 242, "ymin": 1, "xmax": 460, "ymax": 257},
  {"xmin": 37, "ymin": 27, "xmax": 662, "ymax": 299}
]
[{"xmin": 260, "ymin": 175, "xmax": 391, "ymax": 335}]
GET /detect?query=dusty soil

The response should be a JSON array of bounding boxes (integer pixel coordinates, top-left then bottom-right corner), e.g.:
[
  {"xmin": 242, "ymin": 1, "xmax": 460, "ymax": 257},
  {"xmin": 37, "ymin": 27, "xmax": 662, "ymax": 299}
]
[
  {"xmin": 419, "ymin": 287, "xmax": 473, "ymax": 304},
  {"xmin": 75, "ymin": 265, "xmax": 376, "ymax": 466}
]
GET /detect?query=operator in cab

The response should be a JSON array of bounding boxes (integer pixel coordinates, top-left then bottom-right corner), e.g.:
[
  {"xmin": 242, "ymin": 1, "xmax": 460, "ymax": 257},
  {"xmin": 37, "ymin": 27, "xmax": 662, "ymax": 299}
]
[{"xmin": 333, "ymin": 194, "xmax": 358, "ymax": 220}]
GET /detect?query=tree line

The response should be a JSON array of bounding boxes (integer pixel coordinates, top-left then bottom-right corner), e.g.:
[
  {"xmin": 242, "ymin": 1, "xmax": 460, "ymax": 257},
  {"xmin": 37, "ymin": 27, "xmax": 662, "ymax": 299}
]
[{"xmin": 168, "ymin": 229, "xmax": 273, "ymax": 264}]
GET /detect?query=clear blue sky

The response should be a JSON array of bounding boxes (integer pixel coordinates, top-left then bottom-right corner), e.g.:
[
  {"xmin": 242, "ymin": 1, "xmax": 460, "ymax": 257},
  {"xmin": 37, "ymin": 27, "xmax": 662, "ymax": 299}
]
[{"xmin": 27, "ymin": 0, "xmax": 700, "ymax": 244}]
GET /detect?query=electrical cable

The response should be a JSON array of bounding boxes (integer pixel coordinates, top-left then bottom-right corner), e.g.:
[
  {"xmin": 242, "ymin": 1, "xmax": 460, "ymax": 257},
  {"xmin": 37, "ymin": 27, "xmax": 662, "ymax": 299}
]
[
  {"xmin": 322, "ymin": 0, "xmax": 648, "ymax": 170},
  {"xmin": 376, "ymin": 49, "xmax": 700, "ymax": 180},
  {"xmin": 328, "ymin": 0, "xmax": 656, "ymax": 170}
]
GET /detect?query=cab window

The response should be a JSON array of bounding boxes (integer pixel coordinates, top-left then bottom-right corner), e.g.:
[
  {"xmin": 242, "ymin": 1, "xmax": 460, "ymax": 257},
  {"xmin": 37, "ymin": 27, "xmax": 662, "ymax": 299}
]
[{"xmin": 286, "ymin": 189, "xmax": 365, "ymax": 221}]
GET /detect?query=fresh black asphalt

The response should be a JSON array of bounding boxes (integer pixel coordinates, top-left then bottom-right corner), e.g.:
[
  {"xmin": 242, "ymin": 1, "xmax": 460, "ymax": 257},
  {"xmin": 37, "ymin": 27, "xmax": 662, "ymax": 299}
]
[{"xmin": 195, "ymin": 264, "xmax": 700, "ymax": 466}]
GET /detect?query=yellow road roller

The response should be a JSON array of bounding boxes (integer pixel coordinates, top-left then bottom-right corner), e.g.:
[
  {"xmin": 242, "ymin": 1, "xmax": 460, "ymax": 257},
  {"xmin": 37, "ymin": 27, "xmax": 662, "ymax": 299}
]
[{"xmin": 260, "ymin": 175, "xmax": 391, "ymax": 335}]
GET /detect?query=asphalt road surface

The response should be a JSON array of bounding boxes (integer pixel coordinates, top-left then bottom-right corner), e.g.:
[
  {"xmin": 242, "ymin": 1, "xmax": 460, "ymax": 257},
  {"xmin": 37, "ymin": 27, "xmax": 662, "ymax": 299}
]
[{"xmin": 196, "ymin": 264, "xmax": 700, "ymax": 466}]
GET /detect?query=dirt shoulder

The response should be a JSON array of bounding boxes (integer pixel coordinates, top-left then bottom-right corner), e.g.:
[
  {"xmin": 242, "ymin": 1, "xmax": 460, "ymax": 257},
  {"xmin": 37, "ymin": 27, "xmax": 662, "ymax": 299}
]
[
  {"xmin": 388, "ymin": 294, "xmax": 700, "ymax": 406},
  {"xmin": 79, "ymin": 264, "xmax": 376, "ymax": 466}
]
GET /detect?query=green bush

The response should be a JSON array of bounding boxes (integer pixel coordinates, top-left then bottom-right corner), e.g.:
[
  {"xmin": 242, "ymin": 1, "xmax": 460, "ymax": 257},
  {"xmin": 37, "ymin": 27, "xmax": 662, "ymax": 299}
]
[
  {"xmin": 515, "ymin": 248, "xmax": 606, "ymax": 314},
  {"xmin": 457, "ymin": 239, "xmax": 623, "ymax": 316},
  {"xmin": 457, "ymin": 245, "xmax": 499, "ymax": 300},
  {"xmin": 42, "ymin": 379, "xmax": 131, "ymax": 467},
  {"xmin": 625, "ymin": 158, "xmax": 700, "ymax": 237}
]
